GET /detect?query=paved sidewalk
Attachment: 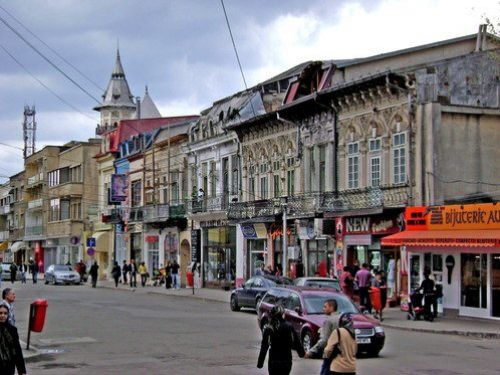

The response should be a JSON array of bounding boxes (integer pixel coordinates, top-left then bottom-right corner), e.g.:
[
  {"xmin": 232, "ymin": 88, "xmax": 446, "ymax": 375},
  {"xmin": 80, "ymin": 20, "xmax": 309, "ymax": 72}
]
[{"xmin": 97, "ymin": 281, "xmax": 500, "ymax": 339}]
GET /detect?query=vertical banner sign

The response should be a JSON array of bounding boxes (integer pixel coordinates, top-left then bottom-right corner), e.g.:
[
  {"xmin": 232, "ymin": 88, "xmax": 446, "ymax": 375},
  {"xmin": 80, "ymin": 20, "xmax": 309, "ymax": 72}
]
[
  {"xmin": 110, "ymin": 174, "xmax": 127, "ymax": 203},
  {"xmin": 191, "ymin": 230, "xmax": 201, "ymax": 263}
]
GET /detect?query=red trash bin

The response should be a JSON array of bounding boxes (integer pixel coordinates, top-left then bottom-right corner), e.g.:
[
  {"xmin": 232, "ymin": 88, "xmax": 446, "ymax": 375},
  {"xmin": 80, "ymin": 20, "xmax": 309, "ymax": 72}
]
[
  {"xmin": 186, "ymin": 272, "xmax": 194, "ymax": 287},
  {"xmin": 30, "ymin": 299, "xmax": 48, "ymax": 332},
  {"xmin": 369, "ymin": 287, "xmax": 382, "ymax": 312}
]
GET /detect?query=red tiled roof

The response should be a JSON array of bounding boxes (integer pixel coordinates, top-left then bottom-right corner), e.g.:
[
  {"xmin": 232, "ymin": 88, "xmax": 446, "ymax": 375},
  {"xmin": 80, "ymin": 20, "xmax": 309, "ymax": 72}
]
[{"xmin": 117, "ymin": 116, "xmax": 198, "ymax": 143}]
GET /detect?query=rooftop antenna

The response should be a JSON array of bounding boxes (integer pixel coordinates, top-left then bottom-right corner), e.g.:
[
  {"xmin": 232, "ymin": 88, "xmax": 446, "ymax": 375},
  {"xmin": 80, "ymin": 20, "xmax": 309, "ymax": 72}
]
[{"xmin": 23, "ymin": 105, "xmax": 36, "ymax": 159}]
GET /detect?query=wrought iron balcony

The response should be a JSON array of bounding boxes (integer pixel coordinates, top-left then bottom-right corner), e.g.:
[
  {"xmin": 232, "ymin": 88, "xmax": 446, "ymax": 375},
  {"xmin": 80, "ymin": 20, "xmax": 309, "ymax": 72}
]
[
  {"xmin": 321, "ymin": 185, "xmax": 410, "ymax": 212},
  {"xmin": 143, "ymin": 204, "xmax": 169, "ymax": 222},
  {"xmin": 128, "ymin": 207, "xmax": 143, "ymax": 222},
  {"xmin": 187, "ymin": 196, "xmax": 228, "ymax": 215},
  {"xmin": 169, "ymin": 202, "xmax": 186, "ymax": 218}
]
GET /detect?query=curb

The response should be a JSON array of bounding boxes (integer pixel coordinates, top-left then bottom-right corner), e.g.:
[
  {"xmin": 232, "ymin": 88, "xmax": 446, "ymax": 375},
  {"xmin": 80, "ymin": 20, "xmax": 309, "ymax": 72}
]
[
  {"xmin": 146, "ymin": 290, "xmax": 227, "ymax": 304},
  {"xmin": 382, "ymin": 323, "xmax": 500, "ymax": 340}
]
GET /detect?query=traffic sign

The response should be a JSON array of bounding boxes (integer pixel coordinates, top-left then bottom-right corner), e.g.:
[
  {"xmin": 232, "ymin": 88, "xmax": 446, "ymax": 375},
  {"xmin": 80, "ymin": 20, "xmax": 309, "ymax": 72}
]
[
  {"xmin": 87, "ymin": 237, "xmax": 96, "ymax": 247},
  {"xmin": 87, "ymin": 247, "xmax": 95, "ymax": 256}
]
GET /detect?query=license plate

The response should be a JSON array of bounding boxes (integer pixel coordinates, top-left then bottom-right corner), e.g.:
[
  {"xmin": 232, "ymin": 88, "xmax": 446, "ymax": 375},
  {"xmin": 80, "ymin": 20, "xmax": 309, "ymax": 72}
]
[{"xmin": 356, "ymin": 338, "xmax": 371, "ymax": 344}]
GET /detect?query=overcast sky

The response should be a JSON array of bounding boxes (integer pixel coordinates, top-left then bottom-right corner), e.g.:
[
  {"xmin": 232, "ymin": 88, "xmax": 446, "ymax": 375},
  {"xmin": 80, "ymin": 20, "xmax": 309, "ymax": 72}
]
[{"xmin": 0, "ymin": 0, "xmax": 497, "ymax": 181}]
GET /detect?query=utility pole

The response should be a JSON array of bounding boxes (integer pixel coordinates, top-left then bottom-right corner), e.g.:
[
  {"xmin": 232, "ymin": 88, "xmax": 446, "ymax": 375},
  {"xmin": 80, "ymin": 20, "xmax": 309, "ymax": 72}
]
[{"xmin": 282, "ymin": 197, "xmax": 287, "ymax": 277}]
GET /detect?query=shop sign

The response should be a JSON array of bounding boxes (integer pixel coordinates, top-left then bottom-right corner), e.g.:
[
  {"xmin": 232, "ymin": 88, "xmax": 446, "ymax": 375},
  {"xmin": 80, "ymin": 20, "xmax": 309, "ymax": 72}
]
[
  {"xmin": 145, "ymin": 235, "xmax": 159, "ymax": 243},
  {"xmin": 269, "ymin": 223, "xmax": 292, "ymax": 240},
  {"xmin": 406, "ymin": 203, "xmax": 500, "ymax": 231},
  {"xmin": 343, "ymin": 215, "xmax": 401, "ymax": 235},
  {"xmin": 191, "ymin": 230, "xmax": 200, "ymax": 262},
  {"xmin": 241, "ymin": 224, "xmax": 267, "ymax": 239}
]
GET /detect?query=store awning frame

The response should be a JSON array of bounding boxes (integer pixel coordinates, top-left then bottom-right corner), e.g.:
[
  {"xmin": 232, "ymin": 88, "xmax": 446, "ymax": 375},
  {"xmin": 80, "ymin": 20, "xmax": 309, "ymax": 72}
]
[
  {"xmin": 382, "ymin": 229, "xmax": 500, "ymax": 248},
  {"xmin": 11, "ymin": 241, "xmax": 27, "ymax": 253}
]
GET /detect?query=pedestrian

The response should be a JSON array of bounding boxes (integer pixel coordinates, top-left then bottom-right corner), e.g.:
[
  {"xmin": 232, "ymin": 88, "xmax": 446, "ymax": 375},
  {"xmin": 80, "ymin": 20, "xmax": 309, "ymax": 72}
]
[
  {"xmin": 305, "ymin": 299, "xmax": 339, "ymax": 375},
  {"xmin": 254, "ymin": 263, "xmax": 265, "ymax": 276},
  {"xmin": 2, "ymin": 288, "xmax": 16, "ymax": 327},
  {"xmin": 355, "ymin": 263, "xmax": 372, "ymax": 313},
  {"xmin": 19, "ymin": 264, "xmax": 27, "ymax": 284},
  {"xmin": 371, "ymin": 271, "xmax": 387, "ymax": 321},
  {"xmin": 139, "ymin": 262, "xmax": 148, "ymax": 287},
  {"xmin": 77, "ymin": 259, "xmax": 86, "ymax": 283},
  {"xmin": 111, "ymin": 261, "xmax": 121, "ymax": 288},
  {"xmin": 89, "ymin": 261, "xmax": 99, "ymax": 288},
  {"xmin": 257, "ymin": 304, "xmax": 305, "ymax": 374},
  {"xmin": 324, "ymin": 313, "xmax": 357, "ymax": 375},
  {"xmin": 122, "ymin": 260, "xmax": 129, "ymax": 285},
  {"xmin": 129, "ymin": 259, "xmax": 138, "ymax": 288},
  {"xmin": 31, "ymin": 261, "xmax": 39, "ymax": 284},
  {"xmin": 418, "ymin": 268, "xmax": 436, "ymax": 320},
  {"xmin": 0, "ymin": 302, "xmax": 26, "ymax": 375},
  {"xmin": 171, "ymin": 260, "xmax": 180, "ymax": 289},
  {"xmin": 340, "ymin": 266, "xmax": 355, "ymax": 300},
  {"xmin": 348, "ymin": 260, "xmax": 360, "ymax": 278},
  {"xmin": 165, "ymin": 260, "xmax": 172, "ymax": 289},
  {"xmin": 9, "ymin": 263, "xmax": 17, "ymax": 284}
]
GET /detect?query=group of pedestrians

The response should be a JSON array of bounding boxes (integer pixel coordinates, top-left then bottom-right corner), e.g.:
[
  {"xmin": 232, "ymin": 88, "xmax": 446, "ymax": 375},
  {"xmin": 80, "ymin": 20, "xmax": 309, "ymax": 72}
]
[
  {"xmin": 339, "ymin": 262, "xmax": 388, "ymax": 321},
  {"xmin": 258, "ymin": 300, "xmax": 357, "ymax": 375},
  {"xmin": 0, "ymin": 260, "xmax": 40, "ymax": 287},
  {"xmin": 0, "ymin": 287, "xmax": 26, "ymax": 374}
]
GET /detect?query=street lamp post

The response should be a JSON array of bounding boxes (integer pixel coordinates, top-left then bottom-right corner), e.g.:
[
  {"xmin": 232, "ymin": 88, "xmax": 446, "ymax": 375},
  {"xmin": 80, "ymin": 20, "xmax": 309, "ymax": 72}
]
[{"xmin": 281, "ymin": 197, "xmax": 287, "ymax": 277}]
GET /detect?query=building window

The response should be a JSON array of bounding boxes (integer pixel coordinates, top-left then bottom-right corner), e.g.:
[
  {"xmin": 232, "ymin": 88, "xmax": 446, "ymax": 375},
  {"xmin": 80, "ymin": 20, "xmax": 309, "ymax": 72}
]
[
  {"xmin": 273, "ymin": 175, "xmax": 280, "ymax": 197},
  {"xmin": 60, "ymin": 199, "xmax": 70, "ymax": 220},
  {"xmin": 370, "ymin": 156, "xmax": 381, "ymax": 187},
  {"xmin": 231, "ymin": 155, "xmax": 239, "ymax": 195},
  {"xmin": 71, "ymin": 202, "xmax": 82, "ymax": 220},
  {"xmin": 49, "ymin": 198, "xmax": 60, "ymax": 221},
  {"xmin": 202, "ymin": 163, "xmax": 208, "ymax": 194},
  {"xmin": 309, "ymin": 148, "xmax": 314, "ymax": 191},
  {"xmin": 70, "ymin": 165, "xmax": 82, "ymax": 182},
  {"xmin": 171, "ymin": 172, "xmax": 179, "ymax": 203},
  {"xmin": 393, "ymin": 132, "xmax": 407, "ymax": 184},
  {"xmin": 287, "ymin": 157, "xmax": 295, "ymax": 196},
  {"xmin": 319, "ymin": 145, "xmax": 326, "ymax": 192},
  {"xmin": 131, "ymin": 180, "xmax": 142, "ymax": 207},
  {"xmin": 48, "ymin": 170, "xmax": 59, "ymax": 187},
  {"xmin": 260, "ymin": 176, "xmax": 268, "ymax": 199},
  {"xmin": 209, "ymin": 161, "xmax": 217, "ymax": 197},
  {"xmin": 347, "ymin": 142, "xmax": 359, "ymax": 189},
  {"xmin": 248, "ymin": 165, "xmax": 255, "ymax": 200},
  {"xmin": 369, "ymin": 138, "xmax": 381, "ymax": 152},
  {"xmin": 59, "ymin": 167, "xmax": 70, "ymax": 184}
]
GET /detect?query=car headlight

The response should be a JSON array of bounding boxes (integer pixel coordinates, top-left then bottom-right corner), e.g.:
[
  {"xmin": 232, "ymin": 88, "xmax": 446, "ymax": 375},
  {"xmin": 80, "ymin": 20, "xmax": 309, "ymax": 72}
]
[{"xmin": 374, "ymin": 326, "xmax": 384, "ymax": 334}]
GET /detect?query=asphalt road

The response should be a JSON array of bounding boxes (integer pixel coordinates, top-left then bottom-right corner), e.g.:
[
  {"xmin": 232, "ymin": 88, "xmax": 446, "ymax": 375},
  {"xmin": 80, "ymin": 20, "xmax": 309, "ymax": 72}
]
[{"xmin": 8, "ymin": 282, "xmax": 500, "ymax": 374}]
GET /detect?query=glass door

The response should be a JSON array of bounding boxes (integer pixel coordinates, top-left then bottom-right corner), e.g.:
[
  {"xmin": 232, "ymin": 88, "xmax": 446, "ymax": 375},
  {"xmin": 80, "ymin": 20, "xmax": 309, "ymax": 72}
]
[
  {"xmin": 461, "ymin": 253, "xmax": 487, "ymax": 309},
  {"xmin": 491, "ymin": 254, "xmax": 500, "ymax": 317}
]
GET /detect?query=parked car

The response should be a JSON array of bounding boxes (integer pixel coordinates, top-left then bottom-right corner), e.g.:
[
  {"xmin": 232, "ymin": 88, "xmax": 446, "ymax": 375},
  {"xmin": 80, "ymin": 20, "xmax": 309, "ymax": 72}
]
[
  {"xmin": 293, "ymin": 277, "xmax": 341, "ymax": 291},
  {"xmin": 230, "ymin": 275, "xmax": 293, "ymax": 311},
  {"xmin": 257, "ymin": 287, "xmax": 385, "ymax": 356},
  {"xmin": 0, "ymin": 262, "xmax": 22, "ymax": 281},
  {"xmin": 44, "ymin": 264, "xmax": 81, "ymax": 285}
]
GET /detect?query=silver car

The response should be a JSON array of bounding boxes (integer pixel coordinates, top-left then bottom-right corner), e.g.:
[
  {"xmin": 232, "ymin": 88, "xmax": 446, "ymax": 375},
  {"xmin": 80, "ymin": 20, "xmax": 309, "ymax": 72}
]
[{"xmin": 44, "ymin": 264, "xmax": 81, "ymax": 285}]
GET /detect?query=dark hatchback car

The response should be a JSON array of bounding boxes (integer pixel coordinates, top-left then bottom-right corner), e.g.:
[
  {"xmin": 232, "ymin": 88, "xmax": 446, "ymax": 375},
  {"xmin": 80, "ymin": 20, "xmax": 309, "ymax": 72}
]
[
  {"xmin": 230, "ymin": 275, "xmax": 293, "ymax": 311},
  {"xmin": 257, "ymin": 287, "xmax": 385, "ymax": 356}
]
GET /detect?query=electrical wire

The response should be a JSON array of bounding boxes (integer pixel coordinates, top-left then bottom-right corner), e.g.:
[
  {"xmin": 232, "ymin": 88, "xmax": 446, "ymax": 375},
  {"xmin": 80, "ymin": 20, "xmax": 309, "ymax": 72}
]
[
  {"xmin": 0, "ymin": 43, "xmax": 99, "ymax": 122},
  {"xmin": 0, "ymin": 4, "xmax": 105, "ymax": 92},
  {"xmin": 0, "ymin": 14, "xmax": 101, "ymax": 104}
]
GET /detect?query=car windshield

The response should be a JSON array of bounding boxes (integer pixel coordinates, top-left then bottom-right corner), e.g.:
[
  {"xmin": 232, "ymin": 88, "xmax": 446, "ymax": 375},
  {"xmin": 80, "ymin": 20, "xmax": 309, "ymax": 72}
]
[
  {"xmin": 304, "ymin": 280, "xmax": 340, "ymax": 290},
  {"xmin": 54, "ymin": 265, "xmax": 73, "ymax": 271},
  {"xmin": 265, "ymin": 276, "xmax": 293, "ymax": 286},
  {"xmin": 303, "ymin": 294, "xmax": 358, "ymax": 314}
]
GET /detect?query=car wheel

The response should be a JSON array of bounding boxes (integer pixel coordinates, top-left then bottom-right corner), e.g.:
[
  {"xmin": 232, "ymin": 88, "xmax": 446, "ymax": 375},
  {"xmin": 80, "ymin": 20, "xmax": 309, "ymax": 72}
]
[
  {"xmin": 44, "ymin": 278, "xmax": 49, "ymax": 285},
  {"xmin": 255, "ymin": 296, "xmax": 262, "ymax": 310},
  {"xmin": 51, "ymin": 277, "xmax": 57, "ymax": 285},
  {"xmin": 367, "ymin": 348, "xmax": 381, "ymax": 357},
  {"xmin": 230, "ymin": 295, "xmax": 240, "ymax": 312},
  {"xmin": 302, "ymin": 329, "xmax": 313, "ymax": 352}
]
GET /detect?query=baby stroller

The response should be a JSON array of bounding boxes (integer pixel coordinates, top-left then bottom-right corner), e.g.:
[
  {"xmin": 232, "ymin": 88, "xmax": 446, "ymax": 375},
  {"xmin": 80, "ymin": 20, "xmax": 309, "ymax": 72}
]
[{"xmin": 407, "ymin": 290, "xmax": 429, "ymax": 321}]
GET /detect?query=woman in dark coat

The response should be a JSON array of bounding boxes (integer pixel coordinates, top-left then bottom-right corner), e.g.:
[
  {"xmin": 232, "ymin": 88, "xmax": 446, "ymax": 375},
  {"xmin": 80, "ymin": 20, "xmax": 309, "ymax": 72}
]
[
  {"xmin": 111, "ymin": 261, "xmax": 121, "ymax": 287},
  {"xmin": 89, "ymin": 261, "xmax": 99, "ymax": 288},
  {"xmin": 0, "ymin": 302, "xmax": 26, "ymax": 374},
  {"xmin": 257, "ymin": 305, "xmax": 305, "ymax": 375}
]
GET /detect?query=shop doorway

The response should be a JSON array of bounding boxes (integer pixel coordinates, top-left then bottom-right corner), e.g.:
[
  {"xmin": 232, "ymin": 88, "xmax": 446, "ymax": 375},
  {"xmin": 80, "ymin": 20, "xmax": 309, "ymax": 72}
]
[
  {"xmin": 490, "ymin": 254, "xmax": 500, "ymax": 317},
  {"xmin": 180, "ymin": 239, "xmax": 190, "ymax": 286}
]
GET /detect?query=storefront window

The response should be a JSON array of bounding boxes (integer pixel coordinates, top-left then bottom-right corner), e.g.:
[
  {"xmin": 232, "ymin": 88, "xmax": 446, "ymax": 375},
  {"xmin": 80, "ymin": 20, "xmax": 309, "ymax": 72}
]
[
  {"xmin": 131, "ymin": 233, "xmax": 142, "ymax": 262},
  {"xmin": 248, "ymin": 239, "xmax": 266, "ymax": 277},
  {"xmin": 492, "ymin": 255, "xmax": 500, "ymax": 317},
  {"xmin": 203, "ymin": 227, "xmax": 236, "ymax": 285},
  {"xmin": 461, "ymin": 253, "xmax": 487, "ymax": 309},
  {"xmin": 307, "ymin": 240, "xmax": 328, "ymax": 277}
]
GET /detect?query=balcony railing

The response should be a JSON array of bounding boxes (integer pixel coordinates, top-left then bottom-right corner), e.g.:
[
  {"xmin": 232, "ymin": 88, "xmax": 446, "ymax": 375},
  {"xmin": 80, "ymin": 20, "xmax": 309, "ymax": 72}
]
[
  {"xmin": 228, "ymin": 185, "xmax": 410, "ymax": 220},
  {"xmin": 129, "ymin": 207, "xmax": 143, "ymax": 222},
  {"xmin": 321, "ymin": 185, "xmax": 410, "ymax": 212},
  {"xmin": 143, "ymin": 204, "xmax": 169, "ymax": 222},
  {"xmin": 27, "ymin": 198, "xmax": 43, "ymax": 209},
  {"xmin": 169, "ymin": 203, "xmax": 186, "ymax": 218},
  {"xmin": 0, "ymin": 205, "xmax": 10, "ymax": 214},
  {"xmin": 187, "ymin": 196, "xmax": 229, "ymax": 214},
  {"xmin": 27, "ymin": 172, "xmax": 44, "ymax": 187},
  {"xmin": 25, "ymin": 225, "xmax": 43, "ymax": 236}
]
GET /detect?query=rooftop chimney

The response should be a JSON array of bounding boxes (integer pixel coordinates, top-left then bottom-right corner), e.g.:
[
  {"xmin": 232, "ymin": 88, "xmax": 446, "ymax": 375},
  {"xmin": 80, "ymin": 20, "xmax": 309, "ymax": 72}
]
[
  {"xmin": 475, "ymin": 24, "xmax": 487, "ymax": 52},
  {"xmin": 136, "ymin": 96, "xmax": 141, "ymax": 119}
]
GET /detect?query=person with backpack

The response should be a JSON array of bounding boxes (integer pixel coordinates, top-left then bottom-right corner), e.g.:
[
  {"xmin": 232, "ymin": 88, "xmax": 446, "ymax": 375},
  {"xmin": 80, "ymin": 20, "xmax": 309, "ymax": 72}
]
[
  {"xmin": 324, "ymin": 313, "xmax": 358, "ymax": 375},
  {"xmin": 257, "ymin": 305, "xmax": 305, "ymax": 375}
]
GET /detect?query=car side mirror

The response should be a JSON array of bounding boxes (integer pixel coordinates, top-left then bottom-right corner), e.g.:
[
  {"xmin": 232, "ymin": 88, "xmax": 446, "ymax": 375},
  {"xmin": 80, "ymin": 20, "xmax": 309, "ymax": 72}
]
[{"xmin": 294, "ymin": 306, "xmax": 302, "ymax": 315}]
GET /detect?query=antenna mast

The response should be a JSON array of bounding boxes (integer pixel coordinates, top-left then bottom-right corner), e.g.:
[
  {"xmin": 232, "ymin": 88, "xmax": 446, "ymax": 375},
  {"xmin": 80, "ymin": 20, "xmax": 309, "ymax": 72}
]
[{"xmin": 23, "ymin": 105, "xmax": 36, "ymax": 159}]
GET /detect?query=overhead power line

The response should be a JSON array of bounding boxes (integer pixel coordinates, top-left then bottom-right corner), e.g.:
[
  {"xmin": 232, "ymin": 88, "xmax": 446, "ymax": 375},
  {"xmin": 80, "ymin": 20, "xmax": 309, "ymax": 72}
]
[
  {"xmin": 0, "ymin": 14, "xmax": 101, "ymax": 104},
  {"xmin": 0, "ymin": 44, "xmax": 99, "ymax": 122},
  {"xmin": 0, "ymin": 4, "xmax": 105, "ymax": 92}
]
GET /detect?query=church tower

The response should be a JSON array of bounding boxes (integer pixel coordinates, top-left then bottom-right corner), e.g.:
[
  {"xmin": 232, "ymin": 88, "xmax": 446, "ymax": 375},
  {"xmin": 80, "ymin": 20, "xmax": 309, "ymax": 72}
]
[{"xmin": 94, "ymin": 49, "xmax": 137, "ymax": 135}]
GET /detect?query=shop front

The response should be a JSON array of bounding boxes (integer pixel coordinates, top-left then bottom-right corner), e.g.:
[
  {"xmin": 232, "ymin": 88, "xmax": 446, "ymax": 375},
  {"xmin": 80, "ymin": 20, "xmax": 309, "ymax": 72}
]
[
  {"xmin": 382, "ymin": 204, "xmax": 500, "ymax": 319},
  {"xmin": 297, "ymin": 219, "xmax": 335, "ymax": 278},
  {"xmin": 202, "ymin": 221, "xmax": 236, "ymax": 288},
  {"xmin": 241, "ymin": 223, "xmax": 268, "ymax": 278},
  {"xmin": 332, "ymin": 210, "xmax": 404, "ymax": 301},
  {"xmin": 268, "ymin": 222, "xmax": 297, "ymax": 277}
]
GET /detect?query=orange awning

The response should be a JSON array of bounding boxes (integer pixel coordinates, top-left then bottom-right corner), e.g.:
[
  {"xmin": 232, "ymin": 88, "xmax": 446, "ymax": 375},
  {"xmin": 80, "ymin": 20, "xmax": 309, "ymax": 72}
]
[{"xmin": 382, "ymin": 229, "xmax": 500, "ymax": 248}]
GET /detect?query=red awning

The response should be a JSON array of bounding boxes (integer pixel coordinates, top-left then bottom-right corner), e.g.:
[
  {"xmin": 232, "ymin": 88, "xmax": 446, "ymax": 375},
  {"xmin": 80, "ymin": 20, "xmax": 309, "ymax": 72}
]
[{"xmin": 381, "ymin": 230, "xmax": 500, "ymax": 248}]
